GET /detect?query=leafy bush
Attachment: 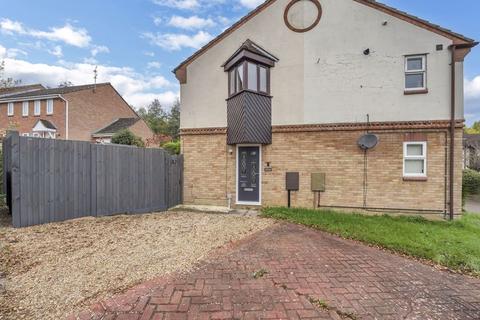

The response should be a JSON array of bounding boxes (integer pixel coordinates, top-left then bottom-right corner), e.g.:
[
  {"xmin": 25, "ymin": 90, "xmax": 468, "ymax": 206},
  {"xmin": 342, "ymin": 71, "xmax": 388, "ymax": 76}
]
[
  {"xmin": 162, "ymin": 140, "xmax": 180, "ymax": 155},
  {"xmin": 111, "ymin": 129, "xmax": 145, "ymax": 148},
  {"xmin": 463, "ymin": 169, "xmax": 480, "ymax": 196}
]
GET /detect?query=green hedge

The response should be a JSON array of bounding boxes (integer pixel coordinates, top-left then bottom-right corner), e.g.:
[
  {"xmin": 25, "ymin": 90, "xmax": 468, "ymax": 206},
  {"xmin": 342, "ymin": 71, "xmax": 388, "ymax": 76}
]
[
  {"xmin": 162, "ymin": 140, "xmax": 180, "ymax": 155},
  {"xmin": 463, "ymin": 169, "xmax": 480, "ymax": 196}
]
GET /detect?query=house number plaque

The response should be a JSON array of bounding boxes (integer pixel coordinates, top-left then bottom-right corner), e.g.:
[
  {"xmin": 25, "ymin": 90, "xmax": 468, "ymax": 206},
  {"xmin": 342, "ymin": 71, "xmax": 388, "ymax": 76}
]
[{"xmin": 284, "ymin": 0, "xmax": 322, "ymax": 33}]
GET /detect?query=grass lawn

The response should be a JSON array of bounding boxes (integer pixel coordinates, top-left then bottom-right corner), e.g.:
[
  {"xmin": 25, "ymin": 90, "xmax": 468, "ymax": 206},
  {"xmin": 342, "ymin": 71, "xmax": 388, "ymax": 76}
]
[{"xmin": 262, "ymin": 207, "xmax": 480, "ymax": 276}]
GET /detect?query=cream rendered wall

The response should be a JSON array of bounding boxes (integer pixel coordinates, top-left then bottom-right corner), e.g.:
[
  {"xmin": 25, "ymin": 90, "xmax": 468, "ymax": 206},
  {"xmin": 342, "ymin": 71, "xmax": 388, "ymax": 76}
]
[{"xmin": 180, "ymin": 0, "xmax": 463, "ymax": 129}]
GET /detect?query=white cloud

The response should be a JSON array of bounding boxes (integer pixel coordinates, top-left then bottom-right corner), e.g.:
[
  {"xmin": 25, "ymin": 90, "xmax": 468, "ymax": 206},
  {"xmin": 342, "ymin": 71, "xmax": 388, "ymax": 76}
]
[
  {"xmin": 466, "ymin": 76, "xmax": 480, "ymax": 101},
  {"xmin": 153, "ymin": 16, "xmax": 163, "ymax": 26},
  {"xmin": 144, "ymin": 30, "xmax": 213, "ymax": 50},
  {"xmin": 0, "ymin": 44, "xmax": 27, "ymax": 59},
  {"xmin": 152, "ymin": 0, "xmax": 200, "ymax": 10},
  {"xmin": 48, "ymin": 45, "xmax": 63, "ymax": 58},
  {"xmin": 147, "ymin": 61, "xmax": 162, "ymax": 69},
  {"xmin": 168, "ymin": 15, "xmax": 216, "ymax": 29},
  {"xmin": 0, "ymin": 19, "xmax": 24, "ymax": 34},
  {"xmin": 0, "ymin": 57, "xmax": 178, "ymax": 108},
  {"xmin": 239, "ymin": 0, "xmax": 264, "ymax": 9},
  {"xmin": 464, "ymin": 76, "xmax": 480, "ymax": 125},
  {"xmin": 144, "ymin": 51, "xmax": 155, "ymax": 57},
  {"xmin": 91, "ymin": 45, "xmax": 110, "ymax": 57},
  {"xmin": 0, "ymin": 18, "xmax": 91, "ymax": 47}
]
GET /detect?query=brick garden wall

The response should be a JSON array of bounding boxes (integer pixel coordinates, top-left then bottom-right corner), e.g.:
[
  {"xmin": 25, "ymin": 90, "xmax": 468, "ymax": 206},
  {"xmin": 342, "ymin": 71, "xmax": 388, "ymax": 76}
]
[{"xmin": 181, "ymin": 128, "xmax": 463, "ymax": 214}]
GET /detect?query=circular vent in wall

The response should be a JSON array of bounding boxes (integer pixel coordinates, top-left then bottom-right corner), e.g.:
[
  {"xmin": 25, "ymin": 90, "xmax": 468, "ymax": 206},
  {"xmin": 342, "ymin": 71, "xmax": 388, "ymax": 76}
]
[{"xmin": 284, "ymin": 0, "xmax": 322, "ymax": 33}]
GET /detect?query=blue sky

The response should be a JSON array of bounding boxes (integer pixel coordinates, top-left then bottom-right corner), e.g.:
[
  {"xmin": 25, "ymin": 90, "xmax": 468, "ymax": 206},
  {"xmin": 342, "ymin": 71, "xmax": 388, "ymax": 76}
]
[{"xmin": 0, "ymin": 0, "xmax": 479, "ymax": 123}]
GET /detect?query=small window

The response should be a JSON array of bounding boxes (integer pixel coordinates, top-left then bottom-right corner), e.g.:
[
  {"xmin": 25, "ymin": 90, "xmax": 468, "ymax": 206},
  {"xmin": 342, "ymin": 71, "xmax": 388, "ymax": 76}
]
[
  {"xmin": 7, "ymin": 102, "xmax": 14, "ymax": 116},
  {"xmin": 259, "ymin": 67, "xmax": 267, "ymax": 93},
  {"xmin": 47, "ymin": 99, "xmax": 53, "ymax": 115},
  {"xmin": 34, "ymin": 100, "xmax": 41, "ymax": 116},
  {"xmin": 247, "ymin": 62, "xmax": 258, "ymax": 91},
  {"xmin": 22, "ymin": 101, "xmax": 29, "ymax": 116},
  {"xmin": 405, "ymin": 55, "xmax": 426, "ymax": 91},
  {"xmin": 403, "ymin": 142, "xmax": 427, "ymax": 177},
  {"xmin": 229, "ymin": 70, "xmax": 235, "ymax": 95},
  {"xmin": 236, "ymin": 64, "xmax": 244, "ymax": 93}
]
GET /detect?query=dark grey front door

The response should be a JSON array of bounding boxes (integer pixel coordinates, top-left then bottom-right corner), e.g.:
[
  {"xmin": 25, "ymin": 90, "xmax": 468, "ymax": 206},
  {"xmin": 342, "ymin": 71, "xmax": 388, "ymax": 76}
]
[{"xmin": 237, "ymin": 146, "xmax": 261, "ymax": 204}]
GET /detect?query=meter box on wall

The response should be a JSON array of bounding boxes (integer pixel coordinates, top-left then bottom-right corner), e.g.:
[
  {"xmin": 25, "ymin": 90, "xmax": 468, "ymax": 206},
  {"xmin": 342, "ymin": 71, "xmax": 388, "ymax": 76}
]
[{"xmin": 311, "ymin": 173, "xmax": 326, "ymax": 192}]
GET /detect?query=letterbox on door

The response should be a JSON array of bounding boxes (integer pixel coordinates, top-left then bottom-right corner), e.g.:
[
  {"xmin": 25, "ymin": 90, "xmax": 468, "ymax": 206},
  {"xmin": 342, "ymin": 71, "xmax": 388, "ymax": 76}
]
[
  {"xmin": 286, "ymin": 172, "xmax": 299, "ymax": 191},
  {"xmin": 311, "ymin": 173, "xmax": 326, "ymax": 192}
]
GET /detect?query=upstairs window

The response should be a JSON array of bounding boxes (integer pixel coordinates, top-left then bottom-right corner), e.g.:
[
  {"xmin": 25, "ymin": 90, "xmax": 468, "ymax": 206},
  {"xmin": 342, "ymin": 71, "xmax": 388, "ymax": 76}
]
[
  {"xmin": 46, "ymin": 99, "xmax": 53, "ymax": 115},
  {"xmin": 22, "ymin": 101, "xmax": 29, "ymax": 117},
  {"xmin": 7, "ymin": 102, "xmax": 14, "ymax": 116},
  {"xmin": 228, "ymin": 61, "xmax": 269, "ymax": 97},
  {"xmin": 405, "ymin": 55, "xmax": 426, "ymax": 91},
  {"xmin": 34, "ymin": 100, "xmax": 41, "ymax": 116},
  {"xmin": 403, "ymin": 142, "xmax": 427, "ymax": 178}
]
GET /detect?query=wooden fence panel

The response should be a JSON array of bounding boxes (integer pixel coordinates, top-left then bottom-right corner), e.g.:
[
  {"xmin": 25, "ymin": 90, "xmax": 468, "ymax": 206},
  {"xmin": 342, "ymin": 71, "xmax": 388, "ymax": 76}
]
[{"xmin": 3, "ymin": 132, "xmax": 183, "ymax": 228}]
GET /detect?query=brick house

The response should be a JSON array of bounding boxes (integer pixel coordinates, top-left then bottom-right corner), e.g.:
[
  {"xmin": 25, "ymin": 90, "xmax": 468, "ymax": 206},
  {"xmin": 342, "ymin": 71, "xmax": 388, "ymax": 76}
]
[
  {"xmin": 174, "ymin": 0, "xmax": 477, "ymax": 217},
  {"xmin": 0, "ymin": 83, "xmax": 153, "ymax": 143}
]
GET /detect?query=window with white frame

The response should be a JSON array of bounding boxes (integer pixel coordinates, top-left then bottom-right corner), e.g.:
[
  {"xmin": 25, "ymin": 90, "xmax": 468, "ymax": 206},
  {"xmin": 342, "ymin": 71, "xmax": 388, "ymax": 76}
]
[
  {"xmin": 46, "ymin": 99, "xmax": 53, "ymax": 115},
  {"xmin": 22, "ymin": 101, "xmax": 29, "ymax": 116},
  {"xmin": 403, "ymin": 142, "xmax": 427, "ymax": 177},
  {"xmin": 7, "ymin": 102, "xmax": 14, "ymax": 116},
  {"xmin": 405, "ymin": 55, "xmax": 426, "ymax": 91},
  {"xmin": 34, "ymin": 100, "xmax": 41, "ymax": 116}
]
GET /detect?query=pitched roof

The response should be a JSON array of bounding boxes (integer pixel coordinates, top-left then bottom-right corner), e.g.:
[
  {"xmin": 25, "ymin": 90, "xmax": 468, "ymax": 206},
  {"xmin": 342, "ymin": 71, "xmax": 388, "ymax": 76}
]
[
  {"xmin": 464, "ymin": 134, "xmax": 480, "ymax": 148},
  {"xmin": 222, "ymin": 39, "xmax": 279, "ymax": 68},
  {"xmin": 173, "ymin": 0, "xmax": 476, "ymax": 79},
  {"xmin": 0, "ymin": 84, "xmax": 45, "ymax": 97},
  {"xmin": 93, "ymin": 118, "xmax": 140, "ymax": 136},
  {"xmin": 35, "ymin": 119, "xmax": 57, "ymax": 130},
  {"xmin": 0, "ymin": 83, "xmax": 111, "ymax": 100}
]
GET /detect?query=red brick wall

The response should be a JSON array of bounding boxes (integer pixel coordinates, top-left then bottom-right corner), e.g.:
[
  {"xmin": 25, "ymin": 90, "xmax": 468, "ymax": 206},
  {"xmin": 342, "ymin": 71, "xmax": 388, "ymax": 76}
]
[
  {"xmin": 0, "ymin": 98, "xmax": 66, "ymax": 138},
  {"xmin": 66, "ymin": 84, "xmax": 153, "ymax": 142}
]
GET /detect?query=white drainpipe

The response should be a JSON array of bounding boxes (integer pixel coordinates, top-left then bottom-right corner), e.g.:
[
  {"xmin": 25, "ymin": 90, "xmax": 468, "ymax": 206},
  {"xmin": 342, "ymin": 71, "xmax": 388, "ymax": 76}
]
[{"xmin": 59, "ymin": 95, "xmax": 69, "ymax": 139}]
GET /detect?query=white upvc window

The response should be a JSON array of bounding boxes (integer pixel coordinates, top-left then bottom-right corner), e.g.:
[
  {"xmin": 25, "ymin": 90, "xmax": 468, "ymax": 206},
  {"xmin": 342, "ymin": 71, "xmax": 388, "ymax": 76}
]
[
  {"xmin": 405, "ymin": 55, "xmax": 427, "ymax": 91},
  {"xmin": 7, "ymin": 102, "xmax": 14, "ymax": 116},
  {"xmin": 46, "ymin": 99, "xmax": 53, "ymax": 115},
  {"xmin": 22, "ymin": 101, "xmax": 29, "ymax": 116},
  {"xmin": 403, "ymin": 142, "xmax": 427, "ymax": 178},
  {"xmin": 34, "ymin": 100, "xmax": 41, "ymax": 116}
]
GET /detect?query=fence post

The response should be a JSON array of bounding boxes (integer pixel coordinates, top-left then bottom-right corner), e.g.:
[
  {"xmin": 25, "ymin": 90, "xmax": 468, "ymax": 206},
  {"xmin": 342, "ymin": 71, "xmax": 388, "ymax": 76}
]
[{"xmin": 10, "ymin": 132, "xmax": 21, "ymax": 227}]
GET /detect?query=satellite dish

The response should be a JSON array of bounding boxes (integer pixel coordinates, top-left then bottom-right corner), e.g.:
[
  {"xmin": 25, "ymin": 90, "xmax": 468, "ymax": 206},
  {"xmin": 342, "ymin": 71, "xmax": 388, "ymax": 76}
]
[{"xmin": 358, "ymin": 134, "xmax": 378, "ymax": 150}]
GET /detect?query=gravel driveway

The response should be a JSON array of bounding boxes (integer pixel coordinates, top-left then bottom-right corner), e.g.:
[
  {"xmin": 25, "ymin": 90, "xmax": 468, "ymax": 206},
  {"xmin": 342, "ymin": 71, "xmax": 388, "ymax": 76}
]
[{"xmin": 0, "ymin": 210, "xmax": 272, "ymax": 320}]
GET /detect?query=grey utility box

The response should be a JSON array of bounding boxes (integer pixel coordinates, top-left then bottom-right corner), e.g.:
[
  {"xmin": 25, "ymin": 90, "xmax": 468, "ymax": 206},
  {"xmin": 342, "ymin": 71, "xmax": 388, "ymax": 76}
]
[
  {"xmin": 311, "ymin": 173, "xmax": 326, "ymax": 192},
  {"xmin": 286, "ymin": 172, "xmax": 300, "ymax": 191}
]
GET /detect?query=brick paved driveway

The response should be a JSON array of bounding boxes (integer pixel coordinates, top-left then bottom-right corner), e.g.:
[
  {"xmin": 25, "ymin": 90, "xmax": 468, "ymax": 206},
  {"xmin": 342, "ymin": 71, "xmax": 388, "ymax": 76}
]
[{"xmin": 71, "ymin": 222, "xmax": 480, "ymax": 320}]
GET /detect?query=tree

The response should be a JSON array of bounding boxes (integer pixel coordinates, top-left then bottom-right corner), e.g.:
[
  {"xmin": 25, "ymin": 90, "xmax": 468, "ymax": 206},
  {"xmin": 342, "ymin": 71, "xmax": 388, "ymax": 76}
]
[
  {"xmin": 111, "ymin": 129, "xmax": 145, "ymax": 147},
  {"xmin": 166, "ymin": 99, "xmax": 180, "ymax": 139},
  {"xmin": 465, "ymin": 121, "xmax": 480, "ymax": 134},
  {"xmin": 0, "ymin": 60, "xmax": 21, "ymax": 88},
  {"xmin": 139, "ymin": 99, "xmax": 168, "ymax": 134}
]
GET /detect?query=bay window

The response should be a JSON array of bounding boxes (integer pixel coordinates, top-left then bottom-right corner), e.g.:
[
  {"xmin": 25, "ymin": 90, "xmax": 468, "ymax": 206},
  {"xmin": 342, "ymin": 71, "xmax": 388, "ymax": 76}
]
[{"xmin": 228, "ymin": 61, "xmax": 269, "ymax": 97}]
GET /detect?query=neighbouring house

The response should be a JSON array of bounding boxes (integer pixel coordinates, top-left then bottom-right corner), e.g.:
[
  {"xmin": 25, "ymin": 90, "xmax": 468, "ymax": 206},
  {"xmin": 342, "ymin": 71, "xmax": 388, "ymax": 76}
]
[
  {"xmin": 174, "ymin": 0, "xmax": 477, "ymax": 217},
  {"xmin": 0, "ymin": 83, "xmax": 154, "ymax": 143},
  {"xmin": 464, "ymin": 134, "xmax": 480, "ymax": 170}
]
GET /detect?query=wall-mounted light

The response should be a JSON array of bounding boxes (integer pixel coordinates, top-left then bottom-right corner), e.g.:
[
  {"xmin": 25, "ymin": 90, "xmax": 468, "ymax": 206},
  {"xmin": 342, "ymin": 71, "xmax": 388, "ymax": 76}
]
[{"xmin": 228, "ymin": 148, "xmax": 233, "ymax": 155}]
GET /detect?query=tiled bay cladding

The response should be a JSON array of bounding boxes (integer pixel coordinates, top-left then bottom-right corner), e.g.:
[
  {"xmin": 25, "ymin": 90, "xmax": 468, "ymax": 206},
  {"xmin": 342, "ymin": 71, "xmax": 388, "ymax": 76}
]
[{"xmin": 181, "ymin": 128, "xmax": 463, "ymax": 214}]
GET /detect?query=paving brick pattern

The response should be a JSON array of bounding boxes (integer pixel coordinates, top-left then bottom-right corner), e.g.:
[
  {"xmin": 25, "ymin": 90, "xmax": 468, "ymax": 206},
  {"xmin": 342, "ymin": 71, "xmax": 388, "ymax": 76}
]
[{"xmin": 70, "ymin": 223, "xmax": 480, "ymax": 320}]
